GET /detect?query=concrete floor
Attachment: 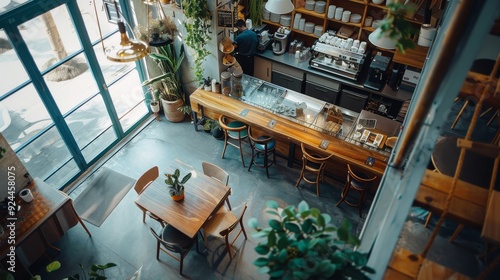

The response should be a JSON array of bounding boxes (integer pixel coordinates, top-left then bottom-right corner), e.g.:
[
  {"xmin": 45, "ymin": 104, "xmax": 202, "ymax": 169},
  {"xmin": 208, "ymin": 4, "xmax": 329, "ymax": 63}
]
[{"xmin": 26, "ymin": 113, "xmax": 496, "ymax": 279}]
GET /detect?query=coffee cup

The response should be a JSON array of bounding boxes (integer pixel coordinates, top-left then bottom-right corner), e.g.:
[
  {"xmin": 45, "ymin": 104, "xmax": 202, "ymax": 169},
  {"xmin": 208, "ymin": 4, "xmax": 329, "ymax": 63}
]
[{"xmin": 20, "ymin": 188, "xmax": 33, "ymax": 203}]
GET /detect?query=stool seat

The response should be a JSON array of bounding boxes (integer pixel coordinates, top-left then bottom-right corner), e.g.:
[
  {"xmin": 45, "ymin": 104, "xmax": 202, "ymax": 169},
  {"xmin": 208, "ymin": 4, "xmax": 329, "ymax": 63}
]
[
  {"xmin": 227, "ymin": 121, "xmax": 248, "ymax": 138},
  {"xmin": 294, "ymin": 143, "xmax": 333, "ymax": 196},
  {"xmin": 248, "ymin": 126, "xmax": 277, "ymax": 178},
  {"xmin": 336, "ymin": 164, "xmax": 377, "ymax": 217}
]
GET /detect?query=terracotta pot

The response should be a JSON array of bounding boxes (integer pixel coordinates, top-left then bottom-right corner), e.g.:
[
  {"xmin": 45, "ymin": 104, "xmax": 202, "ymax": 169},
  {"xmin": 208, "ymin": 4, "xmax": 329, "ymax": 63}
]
[
  {"xmin": 160, "ymin": 98, "xmax": 185, "ymax": 122},
  {"xmin": 171, "ymin": 190, "xmax": 184, "ymax": 201}
]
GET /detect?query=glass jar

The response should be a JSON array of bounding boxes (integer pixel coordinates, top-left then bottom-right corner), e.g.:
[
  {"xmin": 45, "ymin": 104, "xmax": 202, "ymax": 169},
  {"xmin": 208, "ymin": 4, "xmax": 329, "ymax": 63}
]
[
  {"xmin": 220, "ymin": 71, "xmax": 231, "ymax": 96},
  {"xmin": 231, "ymin": 68, "xmax": 244, "ymax": 98}
]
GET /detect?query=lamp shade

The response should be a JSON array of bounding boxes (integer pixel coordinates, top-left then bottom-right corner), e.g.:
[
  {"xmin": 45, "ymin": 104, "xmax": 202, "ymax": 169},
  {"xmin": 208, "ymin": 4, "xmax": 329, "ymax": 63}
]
[
  {"xmin": 265, "ymin": 0, "xmax": 294, "ymax": 15},
  {"xmin": 106, "ymin": 21, "xmax": 149, "ymax": 63},
  {"xmin": 368, "ymin": 27, "xmax": 398, "ymax": 50}
]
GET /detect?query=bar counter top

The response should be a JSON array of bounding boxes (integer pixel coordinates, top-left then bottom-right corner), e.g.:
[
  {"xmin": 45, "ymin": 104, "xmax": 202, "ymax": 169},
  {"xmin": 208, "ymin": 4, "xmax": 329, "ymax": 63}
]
[{"xmin": 190, "ymin": 89, "xmax": 392, "ymax": 177}]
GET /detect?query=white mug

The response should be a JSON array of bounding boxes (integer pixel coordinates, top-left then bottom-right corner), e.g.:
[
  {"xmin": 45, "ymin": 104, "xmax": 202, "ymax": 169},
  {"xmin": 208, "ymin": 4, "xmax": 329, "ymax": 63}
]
[{"xmin": 20, "ymin": 188, "xmax": 34, "ymax": 203}]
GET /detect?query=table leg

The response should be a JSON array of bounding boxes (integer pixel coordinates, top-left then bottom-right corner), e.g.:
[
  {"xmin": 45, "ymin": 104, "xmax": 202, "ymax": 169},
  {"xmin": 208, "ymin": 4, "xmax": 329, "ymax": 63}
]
[{"xmin": 288, "ymin": 142, "xmax": 296, "ymax": 168}]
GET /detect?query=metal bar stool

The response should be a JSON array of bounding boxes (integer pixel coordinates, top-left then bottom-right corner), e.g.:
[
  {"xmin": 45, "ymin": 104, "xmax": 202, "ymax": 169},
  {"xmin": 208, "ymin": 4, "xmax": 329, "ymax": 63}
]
[
  {"xmin": 336, "ymin": 164, "xmax": 377, "ymax": 217},
  {"xmin": 219, "ymin": 115, "xmax": 248, "ymax": 167},
  {"xmin": 247, "ymin": 126, "xmax": 277, "ymax": 178},
  {"xmin": 295, "ymin": 143, "xmax": 333, "ymax": 196}
]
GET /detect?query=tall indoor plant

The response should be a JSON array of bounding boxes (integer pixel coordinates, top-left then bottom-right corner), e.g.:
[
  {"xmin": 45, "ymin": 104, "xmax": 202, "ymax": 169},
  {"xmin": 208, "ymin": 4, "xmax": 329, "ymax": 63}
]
[
  {"xmin": 248, "ymin": 200, "xmax": 374, "ymax": 279},
  {"xmin": 137, "ymin": 18, "xmax": 190, "ymax": 122},
  {"xmin": 182, "ymin": 0, "xmax": 211, "ymax": 84},
  {"xmin": 375, "ymin": 1, "xmax": 418, "ymax": 53}
]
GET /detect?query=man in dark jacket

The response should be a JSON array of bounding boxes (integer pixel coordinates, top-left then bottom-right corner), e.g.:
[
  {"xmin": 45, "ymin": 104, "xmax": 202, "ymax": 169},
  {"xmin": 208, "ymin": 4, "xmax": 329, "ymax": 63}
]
[{"xmin": 234, "ymin": 19, "xmax": 258, "ymax": 76}]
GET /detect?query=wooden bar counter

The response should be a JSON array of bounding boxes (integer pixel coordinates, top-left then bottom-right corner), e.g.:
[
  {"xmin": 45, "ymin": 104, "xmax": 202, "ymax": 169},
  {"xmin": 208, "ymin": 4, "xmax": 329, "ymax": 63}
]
[{"xmin": 190, "ymin": 89, "xmax": 392, "ymax": 181}]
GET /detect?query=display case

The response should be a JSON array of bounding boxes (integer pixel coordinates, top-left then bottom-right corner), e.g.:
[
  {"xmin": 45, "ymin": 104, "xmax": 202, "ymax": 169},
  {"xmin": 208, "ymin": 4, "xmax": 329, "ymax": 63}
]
[{"xmin": 238, "ymin": 75, "xmax": 392, "ymax": 156}]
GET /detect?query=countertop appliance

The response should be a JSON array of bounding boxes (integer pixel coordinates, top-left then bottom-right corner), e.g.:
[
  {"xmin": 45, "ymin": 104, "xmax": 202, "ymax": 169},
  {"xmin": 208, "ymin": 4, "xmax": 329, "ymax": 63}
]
[
  {"xmin": 363, "ymin": 54, "xmax": 391, "ymax": 91},
  {"xmin": 309, "ymin": 42, "xmax": 367, "ymax": 80},
  {"xmin": 253, "ymin": 24, "xmax": 272, "ymax": 52},
  {"xmin": 272, "ymin": 27, "xmax": 291, "ymax": 55}
]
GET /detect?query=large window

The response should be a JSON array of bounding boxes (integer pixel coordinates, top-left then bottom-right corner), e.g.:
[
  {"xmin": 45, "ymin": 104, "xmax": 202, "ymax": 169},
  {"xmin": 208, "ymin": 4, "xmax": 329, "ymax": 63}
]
[{"xmin": 0, "ymin": 0, "xmax": 149, "ymax": 188}]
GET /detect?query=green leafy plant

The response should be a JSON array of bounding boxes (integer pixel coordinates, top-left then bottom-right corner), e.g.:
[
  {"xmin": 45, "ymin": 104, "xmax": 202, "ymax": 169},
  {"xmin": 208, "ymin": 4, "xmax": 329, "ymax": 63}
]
[
  {"xmin": 182, "ymin": 0, "xmax": 211, "ymax": 84},
  {"xmin": 165, "ymin": 169, "xmax": 192, "ymax": 196},
  {"xmin": 377, "ymin": 2, "xmax": 418, "ymax": 53},
  {"xmin": 248, "ymin": 0, "xmax": 264, "ymax": 27},
  {"xmin": 248, "ymin": 200, "xmax": 375, "ymax": 280},
  {"xmin": 29, "ymin": 261, "xmax": 117, "ymax": 280}
]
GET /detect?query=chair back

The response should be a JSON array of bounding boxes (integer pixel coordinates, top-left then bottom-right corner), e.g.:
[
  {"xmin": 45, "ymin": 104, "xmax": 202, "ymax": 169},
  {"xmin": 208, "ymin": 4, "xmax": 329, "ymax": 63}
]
[
  {"xmin": 347, "ymin": 164, "xmax": 377, "ymax": 189},
  {"xmin": 134, "ymin": 166, "xmax": 159, "ymax": 194},
  {"xmin": 248, "ymin": 126, "xmax": 274, "ymax": 151},
  {"xmin": 385, "ymin": 137, "xmax": 398, "ymax": 149},
  {"xmin": 301, "ymin": 143, "xmax": 333, "ymax": 171},
  {"xmin": 148, "ymin": 227, "xmax": 183, "ymax": 254},
  {"xmin": 220, "ymin": 202, "xmax": 248, "ymax": 237},
  {"xmin": 219, "ymin": 115, "xmax": 248, "ymax": 139},
  {"xmin": 202, "ymin": 161, "xmax": 229, "ymax": 185}
]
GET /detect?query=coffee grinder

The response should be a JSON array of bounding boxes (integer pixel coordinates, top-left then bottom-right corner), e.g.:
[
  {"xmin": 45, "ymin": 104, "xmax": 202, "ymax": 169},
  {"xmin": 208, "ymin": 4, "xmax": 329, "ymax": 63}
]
[
  {"xmin": 272, "ymin": 27, "xmax": 291, "ymax": 55},
  {"xmin": 364, "ymin": 53, "xmax": 391, "ymax": 91}
]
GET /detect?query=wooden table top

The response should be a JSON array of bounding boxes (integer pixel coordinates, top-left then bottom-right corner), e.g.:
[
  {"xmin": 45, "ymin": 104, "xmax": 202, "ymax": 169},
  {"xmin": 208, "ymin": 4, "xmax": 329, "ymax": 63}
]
[
  {"xmin": 190, "ymin": 89, "xmax": 389, "ymax": 177},
  {"xmin": 134, "ymin": 161, "xmax": 231, "ymax": 238},
  {"xmin": 0, "ymin": 179, "xmax": 68, "ymax": 257}
]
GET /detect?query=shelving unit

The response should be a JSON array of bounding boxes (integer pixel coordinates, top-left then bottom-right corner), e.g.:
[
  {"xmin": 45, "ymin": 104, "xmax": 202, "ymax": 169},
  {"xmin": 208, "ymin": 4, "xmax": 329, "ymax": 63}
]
[{"xmin": 262, "ymin": 0, "xmax": 425, "ymax": 53}]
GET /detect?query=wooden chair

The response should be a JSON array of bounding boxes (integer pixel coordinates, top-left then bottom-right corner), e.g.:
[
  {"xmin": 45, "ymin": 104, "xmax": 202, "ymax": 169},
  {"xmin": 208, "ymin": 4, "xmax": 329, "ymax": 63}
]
[
  {"xmin": 247, "ymin": 126, "xmax": 277, "ymax": 178},
  {"xmin": 134, "ymin": 166, "xmax": 164, "ymax": 225},
  {"xmin": 58, "ymin": 191, "xmax": 92, "ymax": 237},
  {"xmin": 202, "ymin": 202, "xmax": 248, "ymax": 260},
  {"xmin": 148, "ymin": 225, "xmax": 200, "ymax": 275},
  {"xmin": 385, "ymin": 136, "xmax": 398, "ymax": 149},
  {"xmin": 202, "ymin": 161, "xmax": 232, "ymax": 210},
  {"xmin": 294, "ymin": 143, "xmax": 333, "ymax": 196},
  {"xmin": 336, "ymin": 164, "xmax": 377, "ymax": 217},
  {"xmin": 219, "ymin": 115, "xmax": 248, "ymax": 167}
]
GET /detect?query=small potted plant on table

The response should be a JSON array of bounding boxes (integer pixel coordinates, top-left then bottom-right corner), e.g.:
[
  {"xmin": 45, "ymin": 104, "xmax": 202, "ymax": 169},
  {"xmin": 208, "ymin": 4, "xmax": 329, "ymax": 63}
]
[{"xmin": 165, "ymin": 169, "xmax": 192, "ymax": 201}]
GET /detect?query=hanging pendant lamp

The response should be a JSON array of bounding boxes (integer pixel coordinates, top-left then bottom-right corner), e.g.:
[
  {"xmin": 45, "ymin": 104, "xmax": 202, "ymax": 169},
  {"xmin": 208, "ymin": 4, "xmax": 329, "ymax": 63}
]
[
  {"xmin": 105, "ymin": 0, "xmax": 149, "ymax": 63},
  {"xmin": 368, "ymin": 27, "xmax": 398, "ymax": 50},
  {"xmin": 265, "ymin": 0, "xmax": 294, "ymax": 15}
]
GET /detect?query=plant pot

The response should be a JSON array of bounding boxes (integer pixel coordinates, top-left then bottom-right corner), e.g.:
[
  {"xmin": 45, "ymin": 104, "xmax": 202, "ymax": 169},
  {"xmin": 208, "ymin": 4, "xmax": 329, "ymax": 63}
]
[
  {"xmin": 211, "ymin": 127, "xmax": 224, "ymax": 139},
  {"xmin": 150, "ymin": 101, "xmax": 160, "ymax": 113},
  {"xmin": 161, "ymin": 98, "xmax": 185, "ymax": 122},
  {"xmin": 203, "ymin": 85, "xmax": 211, "ymax": 91},
  {"xmin": 171, "ymin": 190, "xmax": 184, "ymax": 201}
]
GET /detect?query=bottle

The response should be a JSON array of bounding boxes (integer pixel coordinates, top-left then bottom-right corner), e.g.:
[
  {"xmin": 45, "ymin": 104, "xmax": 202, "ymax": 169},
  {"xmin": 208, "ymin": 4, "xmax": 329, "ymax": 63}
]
[{"xmin": 221, "ymin": 71, "xmax": 231, "ymax": 95}]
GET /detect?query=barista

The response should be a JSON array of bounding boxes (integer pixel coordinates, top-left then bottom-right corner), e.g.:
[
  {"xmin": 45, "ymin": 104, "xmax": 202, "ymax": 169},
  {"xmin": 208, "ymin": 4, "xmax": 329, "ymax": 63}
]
[{"xmin": 234, "ymin": 19, "xmax": 258, "ymax": 76}]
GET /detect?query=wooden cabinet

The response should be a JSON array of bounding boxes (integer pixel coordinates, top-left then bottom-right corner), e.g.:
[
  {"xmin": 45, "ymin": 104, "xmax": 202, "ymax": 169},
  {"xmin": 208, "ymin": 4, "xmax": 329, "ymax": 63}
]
[{"xmin": 254, "ymin": 56, "xmax": 272, "ymax": 82}]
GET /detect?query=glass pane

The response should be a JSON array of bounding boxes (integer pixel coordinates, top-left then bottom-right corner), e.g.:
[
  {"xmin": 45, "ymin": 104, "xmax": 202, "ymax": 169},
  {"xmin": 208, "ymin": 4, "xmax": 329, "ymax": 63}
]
[
  {"xmin": 22, "ymin": 6, "xmax": 82, "ymax": 71},
  {"xmin": 81, "ymin": 125, "xmax": 116, "ymax": 161},
  {"xmin": 65, "ymin": 94, "xmax": 113, "ymax": 152},
  {"xmin": 45, "ymin": 158, "xmax": 80, "ymax": 187},
  {"xmin": 44, "ymin": 53, "xmax": 98, "ymax": 115},
  {"xmin": 78, "ymin": 0, "xmax": 119, "ymax": 43},
  {"xmin": 0, "ymin": 28, "xmax": 30, "ymax": 96},
  {"xmin": 0, "ymin": 84, "xmax": 52, "ymax": 151},
  {"xmin": 17, "ymin": 126, "xmax": 73, "ymax": 181},
  {"xmin": 108, "ymin": 70, "xmax": 148, "ymax": 130},
  {"xmin": 93, "ymin": 33, "xmax": 136, "ymax": 85},
  {"xmin": 0, "ymin": 0, "xmax": 30, "ymax": 16}
]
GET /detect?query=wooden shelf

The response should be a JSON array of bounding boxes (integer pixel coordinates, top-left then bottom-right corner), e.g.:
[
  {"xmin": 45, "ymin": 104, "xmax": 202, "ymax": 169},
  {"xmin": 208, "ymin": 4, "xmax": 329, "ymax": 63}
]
[{"xmin": 393, "ymin": 45, "xmax": 429, "ymax": 69}]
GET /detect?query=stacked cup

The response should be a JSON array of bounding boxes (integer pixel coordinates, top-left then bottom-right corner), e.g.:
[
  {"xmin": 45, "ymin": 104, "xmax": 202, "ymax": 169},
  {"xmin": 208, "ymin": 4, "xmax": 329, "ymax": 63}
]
[
  {"xmin": 342, "ymin": 10, "xmax": 351, "ymax": 22},
  {"xmin": 334, "ymin": 7, "xmax": 343, "ymax": 20},
  {"xmin": 327, "ymin": 5, "xmax": 336, "ymax": 19}
]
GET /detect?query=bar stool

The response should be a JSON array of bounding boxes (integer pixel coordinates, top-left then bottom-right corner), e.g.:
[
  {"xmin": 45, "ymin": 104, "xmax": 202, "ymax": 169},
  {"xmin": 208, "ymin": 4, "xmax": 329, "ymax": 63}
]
[
  {"xmin": 294, "ymin": 143, "xmax": 333, "ymax": 196},
  {"xmin": 247, "ymin": 126, "xmax": 277, "ymax": 178},
  {"xmin": 219, "ymin": 115, "xmax": 248, "ymax": 167},
  {"xmin": 336, "ymin": 164, "xmax": 377, "ymax": 217}
]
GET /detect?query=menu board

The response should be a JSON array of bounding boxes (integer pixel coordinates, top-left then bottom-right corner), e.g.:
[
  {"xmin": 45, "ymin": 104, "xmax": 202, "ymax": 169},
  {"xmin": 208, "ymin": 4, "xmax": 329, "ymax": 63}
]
[{"xmin": 360, "ymin": 130, "xmax": 385, "ymax": 148}]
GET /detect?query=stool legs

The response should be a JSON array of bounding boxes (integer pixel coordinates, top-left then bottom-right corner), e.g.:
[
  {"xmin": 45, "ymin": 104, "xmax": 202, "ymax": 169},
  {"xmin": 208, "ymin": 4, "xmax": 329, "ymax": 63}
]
[{"xmin": 336, "ymin": 181, "xmax": 368, "ymax": 217}]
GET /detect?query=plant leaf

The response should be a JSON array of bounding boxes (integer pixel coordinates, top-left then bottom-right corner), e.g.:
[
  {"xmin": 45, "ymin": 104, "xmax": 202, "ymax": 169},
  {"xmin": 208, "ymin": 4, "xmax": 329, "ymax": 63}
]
[
  {"xmin": 255, "ymin": 244, "xmax": 270, "ymax": 255},
  {"xmin": 298, "ymin": 200, "xmax": 309, "ymax": 212},
  {"xmin": 253, "ymin": 257, "xmax": 269, "ymax": 267},
  {"xmin": 46, "ymin": 261, "xmax": 61, "ymax": 272},
  {"xmin": 266, "ymin": 200, "xmax": 279, "ymax": 209},
  {"xmin": 269, "ymin": 219, "xmax": 282, "ymax": 230},
  {"xmin": 248, "ymin": 217, "xmax": 259, "ymax": 229},
  {"xmin": 284, "ymin": 222, "xmax": 301, "ymax": 233},
  {"xmin": 257, "ymin": 266, "xmax": 270, "ymax": 274}
]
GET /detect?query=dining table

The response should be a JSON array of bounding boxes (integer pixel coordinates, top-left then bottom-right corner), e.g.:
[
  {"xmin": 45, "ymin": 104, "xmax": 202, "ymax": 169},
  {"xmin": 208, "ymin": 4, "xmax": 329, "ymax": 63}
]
[{"xmin": 134, "ymin": 160, "xmax": 231, "ymax": 238}]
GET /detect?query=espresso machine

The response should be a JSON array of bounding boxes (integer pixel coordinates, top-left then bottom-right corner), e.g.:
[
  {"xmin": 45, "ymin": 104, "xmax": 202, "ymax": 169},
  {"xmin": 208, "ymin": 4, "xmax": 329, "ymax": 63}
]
[
  {"xmin": 310, "ymin": 42, "xmax": 366, "ymax": 80},
  {"xmin": 272, "ymin": 27, "xmax": 291, "ymax": 55}
]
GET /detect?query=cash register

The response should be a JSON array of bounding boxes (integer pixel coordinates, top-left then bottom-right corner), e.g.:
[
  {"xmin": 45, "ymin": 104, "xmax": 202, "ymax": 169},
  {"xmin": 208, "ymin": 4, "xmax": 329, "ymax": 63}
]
[{"xmin": 363, "ymin": 53, "xmax": 391, "ymax": 91}]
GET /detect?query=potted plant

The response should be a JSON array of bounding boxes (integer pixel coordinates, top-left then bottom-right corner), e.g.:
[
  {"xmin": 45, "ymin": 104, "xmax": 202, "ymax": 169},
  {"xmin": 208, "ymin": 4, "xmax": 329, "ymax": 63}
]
[
  {"xmin": 165, "ymin": 169, "xmax": 192, "ymax": 201},
  {"xmin": 137, "ymin": 18, "xmax": 191, "ymax": 122},
  {"xmin": 248, "ymin": 200, "xmax": 375, "ymax": 279},
  {"xmin": 202, "ymin": 76, "xmax": 212, "ymax": 91},
  {"xmin": 210, "ymin": 120, "xmax": 224, "ymax": 140},
  {"xmin": 182, "ymin": 0, "xmax": 211, "ymax": 84},
  {"xmin": 374, "ymin": 1, "xmax": 418, "ymax": 53}
]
